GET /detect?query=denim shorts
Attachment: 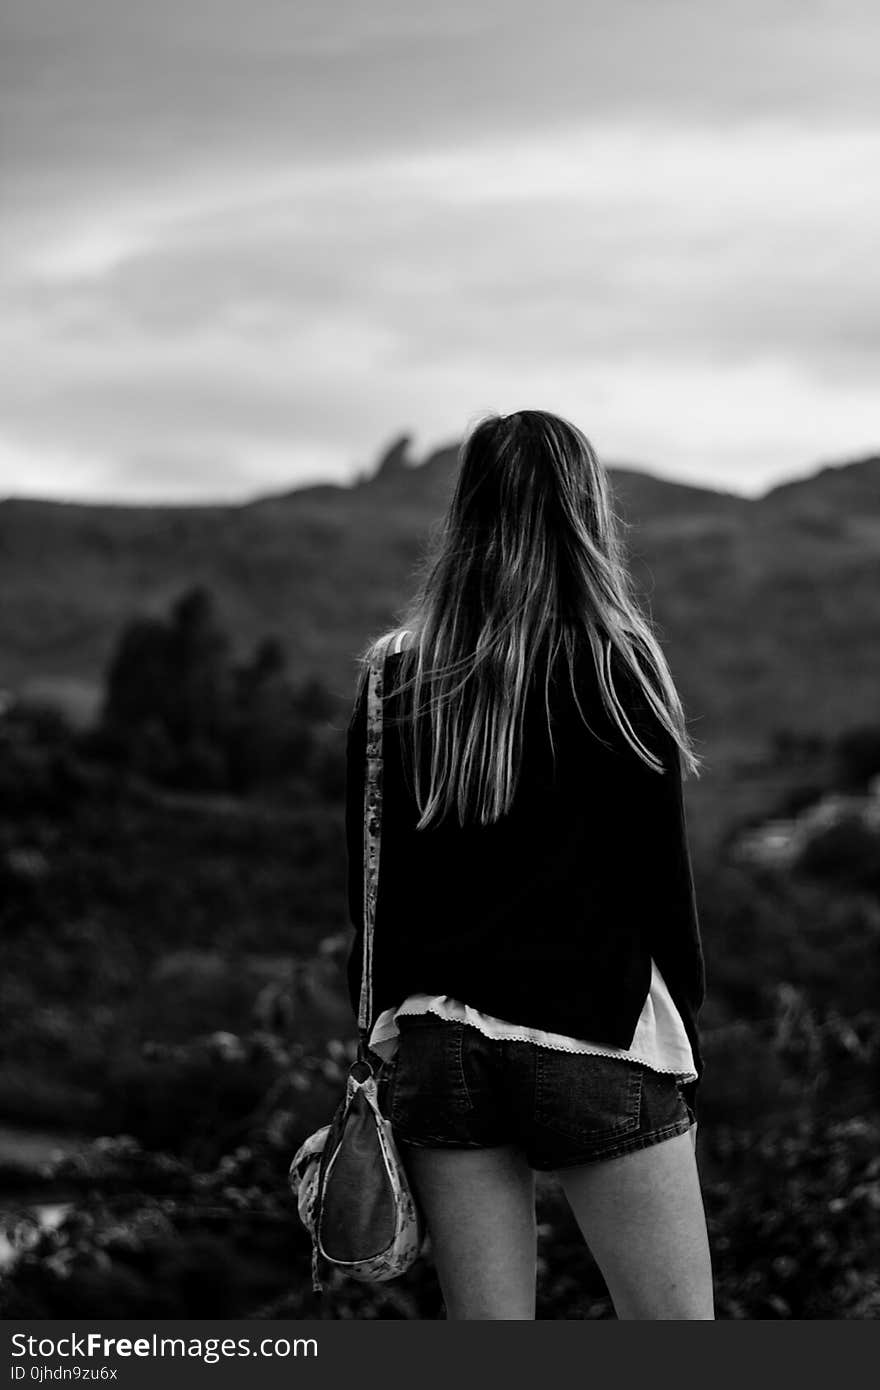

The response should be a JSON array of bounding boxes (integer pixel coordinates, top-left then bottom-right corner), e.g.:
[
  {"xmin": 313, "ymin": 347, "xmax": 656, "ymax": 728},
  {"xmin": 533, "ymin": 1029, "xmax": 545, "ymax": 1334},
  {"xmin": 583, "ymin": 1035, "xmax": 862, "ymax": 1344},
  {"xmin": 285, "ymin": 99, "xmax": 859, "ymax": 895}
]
[{"xmin": 378, "ymin": 1013, "xmax": 696, "ymax": 1172}]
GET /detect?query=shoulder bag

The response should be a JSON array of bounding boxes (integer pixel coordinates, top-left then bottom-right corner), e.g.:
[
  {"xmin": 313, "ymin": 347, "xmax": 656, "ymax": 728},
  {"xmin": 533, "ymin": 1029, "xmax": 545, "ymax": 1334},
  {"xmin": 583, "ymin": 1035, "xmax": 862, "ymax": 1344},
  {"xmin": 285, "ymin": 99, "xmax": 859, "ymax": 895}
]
[{"xmin": 288, "ymin": 632, "xmax": 425, "ymax": 1294}]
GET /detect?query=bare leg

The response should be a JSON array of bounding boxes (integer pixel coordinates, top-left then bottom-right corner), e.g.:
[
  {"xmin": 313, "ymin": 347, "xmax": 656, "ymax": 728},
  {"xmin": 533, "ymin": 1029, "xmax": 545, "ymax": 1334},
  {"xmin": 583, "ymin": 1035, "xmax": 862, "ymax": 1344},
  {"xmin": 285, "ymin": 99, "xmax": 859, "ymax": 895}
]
[
  {"xmin": 400, "ymin": 1142, "xmax": 537, "ymax": 1319},
  {"xmin": 556, "ymin": 1130, "xmax": 714, "ymax": 1319}
]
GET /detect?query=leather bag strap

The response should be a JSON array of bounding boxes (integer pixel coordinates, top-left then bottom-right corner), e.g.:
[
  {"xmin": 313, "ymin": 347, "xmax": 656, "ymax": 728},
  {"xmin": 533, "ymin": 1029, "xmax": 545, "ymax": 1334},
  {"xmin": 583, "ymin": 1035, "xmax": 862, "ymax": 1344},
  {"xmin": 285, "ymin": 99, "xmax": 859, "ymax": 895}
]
[{"xmin": 356, "ymin": 631, "xmax": 402, "ymax": 1060}]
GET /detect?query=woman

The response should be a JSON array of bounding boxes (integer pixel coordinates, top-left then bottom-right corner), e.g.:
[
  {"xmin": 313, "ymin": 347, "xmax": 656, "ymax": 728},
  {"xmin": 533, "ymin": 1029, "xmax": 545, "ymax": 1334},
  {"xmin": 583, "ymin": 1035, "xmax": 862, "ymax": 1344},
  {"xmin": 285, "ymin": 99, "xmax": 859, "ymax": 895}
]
[{"xmin": 344, "ymin": 410, "xmax": 714, "ymax": 1319}]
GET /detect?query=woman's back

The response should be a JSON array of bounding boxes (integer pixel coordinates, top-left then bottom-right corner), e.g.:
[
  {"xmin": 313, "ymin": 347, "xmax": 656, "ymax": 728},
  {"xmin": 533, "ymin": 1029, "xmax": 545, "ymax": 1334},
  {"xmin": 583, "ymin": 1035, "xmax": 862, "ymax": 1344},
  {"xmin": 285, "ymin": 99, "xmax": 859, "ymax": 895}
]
[{"xmin": 345, "ymin": 632, "xmax": 704, "ymax": 1070}]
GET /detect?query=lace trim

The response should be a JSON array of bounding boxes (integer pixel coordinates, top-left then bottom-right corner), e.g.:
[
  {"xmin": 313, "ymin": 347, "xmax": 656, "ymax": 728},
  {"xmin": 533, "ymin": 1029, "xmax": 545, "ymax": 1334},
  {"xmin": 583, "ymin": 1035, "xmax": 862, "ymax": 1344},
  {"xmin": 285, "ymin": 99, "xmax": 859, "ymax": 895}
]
[{"xmin": 390, "ymin": 1002, "xmax": 698, "ymax": 1081}]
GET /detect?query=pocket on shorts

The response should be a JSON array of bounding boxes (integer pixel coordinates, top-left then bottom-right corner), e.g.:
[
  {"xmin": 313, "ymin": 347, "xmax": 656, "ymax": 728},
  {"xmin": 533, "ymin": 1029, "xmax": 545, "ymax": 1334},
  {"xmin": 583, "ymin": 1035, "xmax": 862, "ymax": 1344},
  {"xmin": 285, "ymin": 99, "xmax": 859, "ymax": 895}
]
[
  {"xmin": 534, "ymin": 1051, "xmax": 643, "ymax": 1144},
  {"xmin": 390, "ymin": 1018, "xmax": 474, "ymax": 1131}
]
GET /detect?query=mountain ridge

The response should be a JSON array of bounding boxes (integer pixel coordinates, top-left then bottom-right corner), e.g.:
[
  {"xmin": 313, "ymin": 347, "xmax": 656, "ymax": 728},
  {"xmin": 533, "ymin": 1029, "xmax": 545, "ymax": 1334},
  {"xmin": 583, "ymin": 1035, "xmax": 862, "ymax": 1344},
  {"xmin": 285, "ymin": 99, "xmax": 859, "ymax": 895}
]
[
  {"xmin": 5, "ymin": 440, "xmax": 879, "ymax": 514},
  {"xmin": 2, "ymin": 444, "xmax": 879, "ymax": 762}
]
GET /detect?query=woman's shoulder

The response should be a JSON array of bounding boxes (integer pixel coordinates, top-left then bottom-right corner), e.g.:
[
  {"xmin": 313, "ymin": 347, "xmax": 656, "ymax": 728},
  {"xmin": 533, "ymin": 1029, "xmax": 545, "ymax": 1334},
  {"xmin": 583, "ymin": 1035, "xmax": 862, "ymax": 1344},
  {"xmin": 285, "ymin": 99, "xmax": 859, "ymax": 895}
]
[
  {"xmin": 388, "ymin": 628, "xmax": 414, "ymax": 658},
  {"xmin": 366, "ymin": 628, "xmax": 413, "ymax": 663},
  {"xmin": 349, "ymin": 628, "xmax": 412, "ymax": 717}
]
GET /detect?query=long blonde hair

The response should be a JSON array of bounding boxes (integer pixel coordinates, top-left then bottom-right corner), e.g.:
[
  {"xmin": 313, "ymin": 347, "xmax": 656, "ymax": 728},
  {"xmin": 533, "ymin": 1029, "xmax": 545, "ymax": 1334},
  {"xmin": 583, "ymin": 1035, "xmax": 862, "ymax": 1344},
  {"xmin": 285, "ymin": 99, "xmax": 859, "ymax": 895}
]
[{"xmin": 356, "ymin": 410, "xmax": 702, "ymax": 829}]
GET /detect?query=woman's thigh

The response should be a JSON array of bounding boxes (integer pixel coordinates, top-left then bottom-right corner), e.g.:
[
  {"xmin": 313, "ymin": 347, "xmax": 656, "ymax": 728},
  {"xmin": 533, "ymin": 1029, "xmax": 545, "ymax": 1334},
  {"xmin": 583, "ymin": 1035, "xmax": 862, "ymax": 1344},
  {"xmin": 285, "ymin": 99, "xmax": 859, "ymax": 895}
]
[
  {"xmin": 556, "ymin": 1129, "xmax": 715, "ymax": 1319},
  {"xmin": 387, "ymin": 1016, "xmax": 538, "ymax": 1318},
  {"xmin": 400, "ymin": 1141, "xmax": 537, "ymax": 1320}
]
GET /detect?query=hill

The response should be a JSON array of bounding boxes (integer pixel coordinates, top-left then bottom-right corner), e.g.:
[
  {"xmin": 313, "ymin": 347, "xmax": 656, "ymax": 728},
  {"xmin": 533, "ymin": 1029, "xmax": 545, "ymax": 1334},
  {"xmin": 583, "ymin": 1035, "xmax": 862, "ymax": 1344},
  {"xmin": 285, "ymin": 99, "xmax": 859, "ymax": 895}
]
[{"xmin": 2, "ymin": 443, "xmax": 879, "ymax": 767}]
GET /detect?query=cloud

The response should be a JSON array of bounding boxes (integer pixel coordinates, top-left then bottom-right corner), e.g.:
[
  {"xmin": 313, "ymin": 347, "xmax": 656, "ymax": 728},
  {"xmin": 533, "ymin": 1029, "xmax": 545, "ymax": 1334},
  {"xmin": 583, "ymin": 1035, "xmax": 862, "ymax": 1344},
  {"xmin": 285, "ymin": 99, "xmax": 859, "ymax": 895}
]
[{"xmin": 1, "ymin": 1, "xmax": 879, "ymax": 500}]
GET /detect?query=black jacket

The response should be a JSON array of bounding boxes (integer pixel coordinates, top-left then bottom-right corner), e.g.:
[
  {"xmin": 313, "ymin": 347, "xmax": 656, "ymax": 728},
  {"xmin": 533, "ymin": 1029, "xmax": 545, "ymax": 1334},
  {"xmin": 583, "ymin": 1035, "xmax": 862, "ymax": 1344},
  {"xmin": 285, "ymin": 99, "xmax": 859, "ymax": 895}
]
[{"xmin": 345, "ymin": 641, "xmax": 706, "ymax": 1106}]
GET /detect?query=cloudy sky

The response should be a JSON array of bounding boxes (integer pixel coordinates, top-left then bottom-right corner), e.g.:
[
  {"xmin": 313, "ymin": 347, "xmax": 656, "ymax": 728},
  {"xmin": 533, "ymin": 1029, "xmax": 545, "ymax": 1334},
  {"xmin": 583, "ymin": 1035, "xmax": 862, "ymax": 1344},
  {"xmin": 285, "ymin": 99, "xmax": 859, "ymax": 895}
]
[{"xmin": 2, "ymin": 0, "xmax": 879, "ymax": 503}]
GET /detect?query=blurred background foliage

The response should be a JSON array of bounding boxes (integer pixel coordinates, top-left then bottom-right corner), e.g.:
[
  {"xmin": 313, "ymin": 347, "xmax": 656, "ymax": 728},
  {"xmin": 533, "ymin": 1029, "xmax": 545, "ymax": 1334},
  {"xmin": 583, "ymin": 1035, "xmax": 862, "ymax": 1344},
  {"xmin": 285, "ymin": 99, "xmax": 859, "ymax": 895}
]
[{"xmin": 1, "ymin": 583, "xmax": 879, "ymax": 1319}]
